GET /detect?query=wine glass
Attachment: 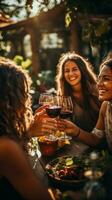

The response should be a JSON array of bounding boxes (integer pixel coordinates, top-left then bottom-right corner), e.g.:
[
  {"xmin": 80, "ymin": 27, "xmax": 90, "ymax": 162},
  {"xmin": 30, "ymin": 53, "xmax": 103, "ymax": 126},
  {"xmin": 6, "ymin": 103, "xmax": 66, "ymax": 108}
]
[
  {"xmin": 39, "ymin": 93, "xmax": 62, "ymax": 121},
  {"xmin": 38, "ymin": 94, "xmax": 62, "ymax": 155},
  {"xmin": 39, "ymin": 93, "xmax": 53, "ymax": 106},
  {"xmin": 45, "ymin": 95, "xmax": 61, "ymax": 118},
  {"xmin": 39, "ymin": 93, "xmax": 61, "ymax": 128},
  {"xmin": 59, "ymin": 96, "xmax": 73, "ymax": 121},
  {"xmin": 56, "ymin": 96, "xmax": 73, "ymax": 140}
]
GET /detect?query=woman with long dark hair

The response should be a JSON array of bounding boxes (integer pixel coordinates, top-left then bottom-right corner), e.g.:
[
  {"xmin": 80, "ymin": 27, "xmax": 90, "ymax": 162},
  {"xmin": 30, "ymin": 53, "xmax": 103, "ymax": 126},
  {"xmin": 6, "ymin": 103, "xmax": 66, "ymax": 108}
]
[{"xmin": 56, "ymin": 51, "xmax": 100, "ymax": 131}]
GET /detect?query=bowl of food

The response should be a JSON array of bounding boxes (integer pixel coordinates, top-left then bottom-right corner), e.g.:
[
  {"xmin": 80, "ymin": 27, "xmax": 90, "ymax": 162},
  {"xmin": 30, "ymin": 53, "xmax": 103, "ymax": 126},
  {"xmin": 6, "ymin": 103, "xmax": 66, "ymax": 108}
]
[
  {"xmin": 45, "ymin": 155, "xmax": 90, "ymax": 188},
  {"xmin": 38, "ymin": 135, "xmax": 58, "ymax": 156}
]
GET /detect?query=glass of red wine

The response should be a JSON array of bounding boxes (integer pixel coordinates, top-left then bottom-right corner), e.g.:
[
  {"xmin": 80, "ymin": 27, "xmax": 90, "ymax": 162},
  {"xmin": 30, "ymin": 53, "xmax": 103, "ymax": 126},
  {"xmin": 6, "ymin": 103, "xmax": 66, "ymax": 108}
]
[
  {"xmin": 55, "ymin": 96, "xmax": 73, "ymax": 141},
  {"xmin": 39, "ymin": 93, "xmax": 62, "ymax": 133},
  {"xmin": 59, "ymin": 96, "xmax": 73, "ymax": 121},
  {"xmin": 38, "ymin": 94, "xmax": 62, "ymax": 155},
  {"xmin": 45, "ymin": 95, "xmax": 61, "ymax": 118}
]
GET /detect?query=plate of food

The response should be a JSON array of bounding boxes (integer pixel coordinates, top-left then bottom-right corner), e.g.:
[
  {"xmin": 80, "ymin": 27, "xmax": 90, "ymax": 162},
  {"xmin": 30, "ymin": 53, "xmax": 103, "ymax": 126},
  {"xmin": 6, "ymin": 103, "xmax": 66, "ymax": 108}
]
[
  {"xmin": 45, "ymin": 151, "xmax": 112, "ymax": 188},
  {"xmin": 45, "ymin": 155, "xmax": 90, "ymax": 188}
]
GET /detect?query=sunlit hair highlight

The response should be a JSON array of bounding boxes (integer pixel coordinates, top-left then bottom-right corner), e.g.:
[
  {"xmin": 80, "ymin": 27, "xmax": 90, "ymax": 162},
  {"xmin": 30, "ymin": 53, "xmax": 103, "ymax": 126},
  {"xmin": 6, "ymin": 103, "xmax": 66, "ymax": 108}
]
[
  {"xmin": 56, "ymin": 51, "xmax": 97, "ymax": 97},
  {"xmin": 0, "ymin": 57, "xmax": 33, "ymax": 141},
  {"xmin": 100, "ymin": 58, "xmax": 112, "ymax": 71}
]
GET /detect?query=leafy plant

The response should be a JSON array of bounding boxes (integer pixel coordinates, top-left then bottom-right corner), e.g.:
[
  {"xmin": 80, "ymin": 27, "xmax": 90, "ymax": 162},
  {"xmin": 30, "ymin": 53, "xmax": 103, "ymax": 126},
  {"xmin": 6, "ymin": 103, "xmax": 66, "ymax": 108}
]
[
  {"xmin": 13, "ymin": 55, "xmax": 31, "ymax": 69},
  {"xmin": 13, "ymin": 55, "xmax": 55, "ymax": 110}
]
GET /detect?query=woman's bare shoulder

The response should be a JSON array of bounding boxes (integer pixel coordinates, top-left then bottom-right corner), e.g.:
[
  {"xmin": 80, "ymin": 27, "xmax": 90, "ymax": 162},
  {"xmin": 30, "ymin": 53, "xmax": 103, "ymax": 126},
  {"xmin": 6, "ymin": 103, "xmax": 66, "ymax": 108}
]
[
  {"xmin": 0, "ymin": 137, "xmax": 23, "ymax": 168},
  {"xmin": 0, "ymin": 137, "xmax": 20, "ymax": 151},
  {"xmin": 100, "ymin": 101, "xmax": 108, "ymax": 113},
  {"xmin": 98, "ymin": 101, "xmax": 108, "ymax": 121}
]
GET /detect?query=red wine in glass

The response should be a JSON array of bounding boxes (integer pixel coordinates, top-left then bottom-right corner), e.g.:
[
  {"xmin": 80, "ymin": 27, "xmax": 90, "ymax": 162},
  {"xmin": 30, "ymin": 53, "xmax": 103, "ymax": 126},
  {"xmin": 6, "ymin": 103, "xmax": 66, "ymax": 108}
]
[
  {"xmin": 59, "ymin": 96, "xmax": 73, "ymax": 121},
  {"xmin": 46, "ymin": 106, "xmax": 61, "ymax": 118},
  {"xmin": 60, "ymin": 111, "xmax": 73, "ymax": 120}
]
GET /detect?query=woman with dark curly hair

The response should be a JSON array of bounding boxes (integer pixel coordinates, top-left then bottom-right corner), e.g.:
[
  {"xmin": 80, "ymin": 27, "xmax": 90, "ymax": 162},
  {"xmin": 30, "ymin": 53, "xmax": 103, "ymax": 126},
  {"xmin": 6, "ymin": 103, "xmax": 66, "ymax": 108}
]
[
  {"xmin": 56, "ymin": 51, "xmax": 100, "ymax": 132},
  {"xmin": 0, "ymin": 57, "xmax": 52, "ymax": 200}
]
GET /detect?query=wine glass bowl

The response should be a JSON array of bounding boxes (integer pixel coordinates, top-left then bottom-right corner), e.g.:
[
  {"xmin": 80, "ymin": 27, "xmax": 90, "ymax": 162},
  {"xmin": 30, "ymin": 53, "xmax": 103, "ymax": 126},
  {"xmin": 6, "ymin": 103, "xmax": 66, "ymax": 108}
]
[
  {"xmin": 46, "ymin": 106, "xmax": 61, "ymax": 118},
  {"xmin": 45, "ymin": 95, "xmax": 62, "ymax": 118},
  {"xmin": 39, "ymin": 93, "xmax": 53, "ymax": 106},
  {"xmin": 39, "ymin": 93, "xmax": 62, "ymax": 118},
  {"xmin": 59, "ymin": 96, "xmax": 73, "ymax": 120}
]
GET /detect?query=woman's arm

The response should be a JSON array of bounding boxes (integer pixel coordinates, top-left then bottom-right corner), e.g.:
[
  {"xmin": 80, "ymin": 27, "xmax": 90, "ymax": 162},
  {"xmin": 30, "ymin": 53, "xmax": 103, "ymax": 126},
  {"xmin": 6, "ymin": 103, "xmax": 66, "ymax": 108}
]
[
  {"xmin": 95, "ymin": 101, "xmax": 107, "ymax": 130},
  {"xmin": 0, "ymin": 138, "xmax": 52, "ymax": 200},
  {"xmin": 60, "ymin": 102, "xmax": 107, "ymax": 147}
]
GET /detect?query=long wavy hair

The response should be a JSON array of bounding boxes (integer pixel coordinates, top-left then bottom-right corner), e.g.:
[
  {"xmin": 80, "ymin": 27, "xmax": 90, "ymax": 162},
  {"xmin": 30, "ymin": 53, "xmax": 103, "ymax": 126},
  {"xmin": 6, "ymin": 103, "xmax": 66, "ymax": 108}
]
[
  {"xmin": 56, "ymin": 51, "xmax": 99, "ymax": 108},
  {"xmin": 0, "ymin": 57, "xmax": 33, "ymax": 142}
]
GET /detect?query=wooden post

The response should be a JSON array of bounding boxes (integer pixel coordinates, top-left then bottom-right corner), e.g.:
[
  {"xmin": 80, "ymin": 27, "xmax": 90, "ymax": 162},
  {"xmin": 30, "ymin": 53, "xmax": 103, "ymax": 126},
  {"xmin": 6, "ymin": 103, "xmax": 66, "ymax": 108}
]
[
  {"xmin": 26, "ymin": 26, "xmax": 40, "ymax": 75},
  {"xmin": 69, "ymin": 17, "xmax": 81, "ymax": 54}
]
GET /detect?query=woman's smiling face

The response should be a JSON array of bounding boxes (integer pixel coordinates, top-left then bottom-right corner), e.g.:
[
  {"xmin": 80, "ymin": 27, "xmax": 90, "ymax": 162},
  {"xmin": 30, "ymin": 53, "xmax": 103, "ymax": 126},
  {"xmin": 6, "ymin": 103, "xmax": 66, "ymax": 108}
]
[
  {"xmin": 97, "ymin": 65, "xmax": 112, "ymax": 101},
  {"xmin": 64, "ymin": 60, "xmax": 81, "ymax": 87}
]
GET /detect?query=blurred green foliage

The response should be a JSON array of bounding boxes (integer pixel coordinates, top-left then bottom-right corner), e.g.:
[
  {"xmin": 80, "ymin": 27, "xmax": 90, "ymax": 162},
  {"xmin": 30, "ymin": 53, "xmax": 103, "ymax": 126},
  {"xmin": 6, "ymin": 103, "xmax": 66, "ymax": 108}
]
[
  {"xmin": 13, "ymin": 55, "xmax": 55, "ymax": 109},
  {"xmin": 13, "ymin": 55, "xmax": 32, "ymax": 69}
]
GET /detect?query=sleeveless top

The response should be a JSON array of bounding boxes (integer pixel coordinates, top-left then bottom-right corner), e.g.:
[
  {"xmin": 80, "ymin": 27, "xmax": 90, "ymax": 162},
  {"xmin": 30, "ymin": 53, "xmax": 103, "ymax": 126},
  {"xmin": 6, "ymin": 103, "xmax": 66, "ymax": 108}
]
[
  {"xmin": 0, "ymin": 177, "xmax": 25, "ymax": 200},
  {"xmin": 105, "ymin": 102, "xmax": 112, "ymax": 152},
  {"xmin": 92, "ymin": 102, "xmax": 112, "ymax": 153}
]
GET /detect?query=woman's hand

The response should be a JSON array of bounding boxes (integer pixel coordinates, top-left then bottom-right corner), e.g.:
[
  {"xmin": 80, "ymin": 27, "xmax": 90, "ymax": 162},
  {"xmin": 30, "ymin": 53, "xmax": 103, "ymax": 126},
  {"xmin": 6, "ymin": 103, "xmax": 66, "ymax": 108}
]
[
  {"xmin": 57, "ymin": 119, "xmax": 80, "ymax": 137},
  {"xmin": 29, "ymin": 106, "xmax": 58, "ymax": 137}
]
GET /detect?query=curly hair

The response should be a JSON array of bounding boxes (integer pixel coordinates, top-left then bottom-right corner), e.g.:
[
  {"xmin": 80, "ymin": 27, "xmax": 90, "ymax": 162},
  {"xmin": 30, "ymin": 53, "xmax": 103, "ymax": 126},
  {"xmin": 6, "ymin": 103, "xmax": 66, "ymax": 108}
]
[
  {"xmin": 56, "ymin": 51, "xmax": 98, "ymax": 97},
  {"xmin": 0, "ymin": 57, "xmax": 33, "ymax": 142}
]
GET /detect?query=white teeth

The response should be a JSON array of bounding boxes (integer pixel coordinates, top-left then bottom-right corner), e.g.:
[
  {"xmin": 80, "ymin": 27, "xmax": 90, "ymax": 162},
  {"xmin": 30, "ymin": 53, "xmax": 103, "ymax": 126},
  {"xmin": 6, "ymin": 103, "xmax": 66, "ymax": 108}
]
[
  {"xmin": 99, "ymin": 90, "xmax": 106, "ymax": 92},
  {"xmin": 99, "ymin": 90, "xmax": 107, "ymax": 95},
  {"xmin": 69, "ymin": 78, "xmax": 76, "ymax": 81}
]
